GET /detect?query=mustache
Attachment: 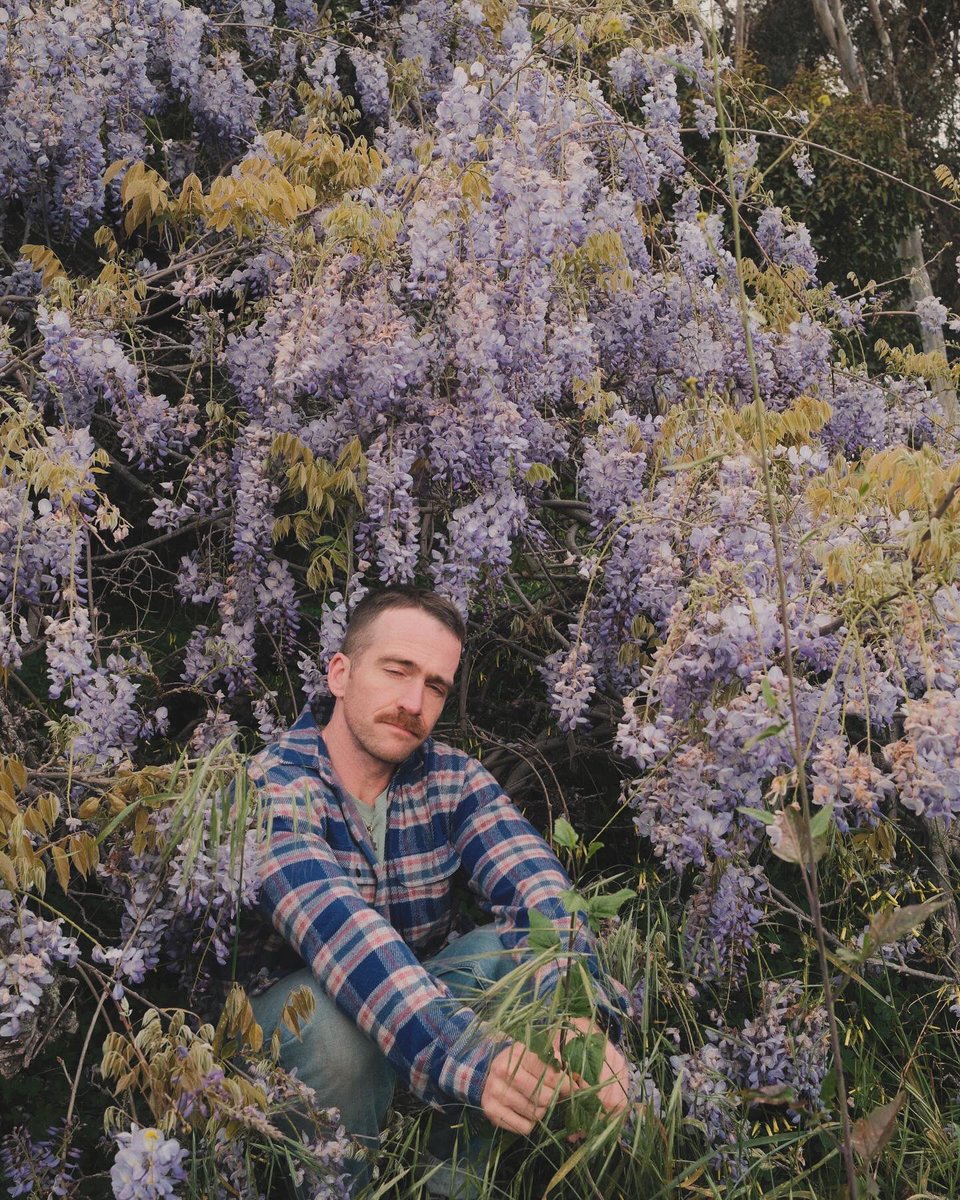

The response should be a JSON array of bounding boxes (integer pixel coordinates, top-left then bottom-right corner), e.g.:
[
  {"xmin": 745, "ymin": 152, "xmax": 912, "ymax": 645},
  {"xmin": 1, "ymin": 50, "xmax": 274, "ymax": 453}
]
[{"xmin": 376, "ymin": 710, "xmax": 425, "ymax": 737}]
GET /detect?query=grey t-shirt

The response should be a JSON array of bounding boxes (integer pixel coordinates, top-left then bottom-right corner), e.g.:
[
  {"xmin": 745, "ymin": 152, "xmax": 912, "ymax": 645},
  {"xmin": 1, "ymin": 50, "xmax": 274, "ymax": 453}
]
[{"xmin": 346, "ymin": 786, "xmax": 389, "ymax": 863}]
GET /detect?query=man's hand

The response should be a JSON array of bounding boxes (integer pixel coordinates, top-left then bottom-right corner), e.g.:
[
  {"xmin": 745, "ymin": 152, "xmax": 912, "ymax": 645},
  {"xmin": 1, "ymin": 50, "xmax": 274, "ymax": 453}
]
[
  {"xmin": 479, "ymin": 1020, "xmax": 630, "ymax": 1138},
  {"xmin": 480, "ymin": 1040, "xmax": 574, "ymax": 1135},
  {"xmin": 555, "ymin": 1016, "xmax": 631, "ymax": 1117}
]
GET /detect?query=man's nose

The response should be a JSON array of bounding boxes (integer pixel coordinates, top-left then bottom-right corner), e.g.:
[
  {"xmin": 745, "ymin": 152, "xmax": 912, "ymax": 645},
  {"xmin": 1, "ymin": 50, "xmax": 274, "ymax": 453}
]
[{"xmin": 396, "ymin": 677, "xmax": 425, "ymax": 714}]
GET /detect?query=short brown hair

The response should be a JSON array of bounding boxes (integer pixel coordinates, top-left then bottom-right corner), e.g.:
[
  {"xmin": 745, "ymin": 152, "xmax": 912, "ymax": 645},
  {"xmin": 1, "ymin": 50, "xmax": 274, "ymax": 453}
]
[{"xmin": 340, "ymin": 586, "xmax": 466, "ymax": 658}]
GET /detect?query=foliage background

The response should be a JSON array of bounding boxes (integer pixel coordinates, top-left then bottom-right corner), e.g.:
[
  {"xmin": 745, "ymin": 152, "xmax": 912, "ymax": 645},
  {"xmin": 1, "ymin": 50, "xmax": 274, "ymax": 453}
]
[{"xmin": 1, "ymin": 0, "xmax": 960, "ymax": 1196}]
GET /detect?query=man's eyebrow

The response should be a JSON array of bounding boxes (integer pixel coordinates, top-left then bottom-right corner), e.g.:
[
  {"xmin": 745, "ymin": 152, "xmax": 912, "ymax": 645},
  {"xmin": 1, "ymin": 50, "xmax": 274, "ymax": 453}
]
[{"xmin": 378, "ymin": 655, "xmax": 455, "ymax": 692}]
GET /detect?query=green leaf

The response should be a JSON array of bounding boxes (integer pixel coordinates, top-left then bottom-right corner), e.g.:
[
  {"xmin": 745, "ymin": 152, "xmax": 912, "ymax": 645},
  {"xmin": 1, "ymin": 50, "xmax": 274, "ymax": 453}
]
[
  {"xmin": 737, "ymin": 806, "xmax": 775, "ymax": 827},
  {"xmin": 743, "ymin": 720, "xmax": 787, "ymax": 751},
  {"xmin": 561, "ymin": 1030, "xmax": 607, "ymax": 1084},
  {"xmin": 761, "ymin": 676, "xmax": 778, "ymax": 710},
  {"xmin": 527, "ymin": 1027, "xmax": 555, "ymax": 1062},
  {"xmin": 562, "ymin": 963, "xmax": 595, "ymax": 1018},
  {"xmin": 559, "ymin": 888, "xmax": 586, "ymax": 915},
  {"xmin": 586, "ymin": 888, "xmax": 636, "ymax": 923},
  {"xmin": 808, "ymin": 803, "xmax": 834, "ymax": 839},
  {"xmin": 527, "ymin": 909, "xmax": 562, "ymax": 952},
  {"xmin": 552, "ymin": 817, "xmax": 579, "ymax": 849}
]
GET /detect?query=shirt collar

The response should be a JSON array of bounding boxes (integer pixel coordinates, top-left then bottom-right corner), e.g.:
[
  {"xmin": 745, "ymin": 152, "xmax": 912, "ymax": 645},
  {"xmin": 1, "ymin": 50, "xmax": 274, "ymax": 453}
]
[{"xmin": 274, "ymin": 703, "xmax": 429, "ymax": 788}]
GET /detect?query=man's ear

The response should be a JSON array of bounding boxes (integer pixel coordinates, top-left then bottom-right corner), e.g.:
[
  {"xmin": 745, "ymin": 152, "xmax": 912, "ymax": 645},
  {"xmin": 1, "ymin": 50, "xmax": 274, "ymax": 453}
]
[{"xmin": 327, "ymin": 651, "xmax": 350, "ymax": 698}]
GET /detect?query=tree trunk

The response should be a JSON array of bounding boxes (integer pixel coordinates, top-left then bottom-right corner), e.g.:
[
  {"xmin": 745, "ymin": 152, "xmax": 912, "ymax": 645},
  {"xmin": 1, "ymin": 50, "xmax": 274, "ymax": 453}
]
[
  {"xmin": 734, "ymin": 0, "xmax": 748, "ymax": 69},
  {"xmin": 810, "ymin": 0, "xmax": 871, "ymax": 101},
  {"xmin": 898, "ymin": 225, "xmax": 958, "ymax": 426}
]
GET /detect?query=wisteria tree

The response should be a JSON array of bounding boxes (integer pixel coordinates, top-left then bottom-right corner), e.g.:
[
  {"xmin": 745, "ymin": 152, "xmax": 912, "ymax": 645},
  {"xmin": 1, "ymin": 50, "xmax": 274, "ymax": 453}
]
[{"xmin": 2, "ymin": 0, "xmax": 960, "ymax": 1196}]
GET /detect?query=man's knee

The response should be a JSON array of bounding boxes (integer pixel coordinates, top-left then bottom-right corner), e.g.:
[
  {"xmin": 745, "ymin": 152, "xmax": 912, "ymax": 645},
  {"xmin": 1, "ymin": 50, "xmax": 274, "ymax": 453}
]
[
  {"xmin": 251, "ymin": 971, "xmax": 395, "ymax": 1113},
  {"xmin": 426, "ymin": 926, "xmax": 518, "ymax": 1004}
]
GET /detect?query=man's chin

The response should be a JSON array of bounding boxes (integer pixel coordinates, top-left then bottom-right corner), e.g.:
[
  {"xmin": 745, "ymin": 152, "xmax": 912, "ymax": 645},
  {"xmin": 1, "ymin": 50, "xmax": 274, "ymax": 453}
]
[{"xmin": 373, "ymin": 725, "xmax": 424, "ymax": 760}]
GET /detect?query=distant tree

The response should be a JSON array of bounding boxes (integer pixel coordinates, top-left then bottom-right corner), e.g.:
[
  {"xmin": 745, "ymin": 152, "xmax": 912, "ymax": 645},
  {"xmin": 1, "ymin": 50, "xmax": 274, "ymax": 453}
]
[
  {"xmin": 706, "ymin": 0, "xmax": 958, "ymax": 421},
  {"xmin": 808, "ymin": 0, "xmax": 956, "ymax": 422}
]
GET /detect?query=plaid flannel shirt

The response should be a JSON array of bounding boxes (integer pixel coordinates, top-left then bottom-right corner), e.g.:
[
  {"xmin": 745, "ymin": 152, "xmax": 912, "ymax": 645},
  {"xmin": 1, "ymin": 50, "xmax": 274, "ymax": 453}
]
[{"xmin": 249, "ymin": 704, "xmax": 627, "ymax": 1110}]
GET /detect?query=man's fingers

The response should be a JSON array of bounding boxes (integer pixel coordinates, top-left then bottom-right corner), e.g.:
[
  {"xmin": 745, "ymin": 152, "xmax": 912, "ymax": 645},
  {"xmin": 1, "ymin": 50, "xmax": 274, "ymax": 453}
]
[
  {"xmin": 498, "ymin": 1044, "xmax": 572, "ymax": 1098},
  {"xmin": 598, "ymin": 1044, "xmax": 632, "ymax": 1114},
  {"xmin": 488, "ymin": 1057, "xmax": 563, "ymax": 1117},
  {"xmin": 481, "ymin": 1095, "xmax": 537, "ymax": 1136},
  {"xmin": 479, "ymin": 1035, "xmax": 635, "ymax": 1137},
  {"xmin": 480, "ymin": 1041, "xmax": 578, "ymax": 1132},
  {"xmin": 513, "ymin": 1046, "xmax": 574, "ymax": 1097}
]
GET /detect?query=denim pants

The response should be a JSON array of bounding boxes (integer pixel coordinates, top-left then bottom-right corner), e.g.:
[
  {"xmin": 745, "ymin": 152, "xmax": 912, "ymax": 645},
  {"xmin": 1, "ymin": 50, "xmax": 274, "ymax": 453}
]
[{"xmin": 249, "ymin": 926, "xmax": 518, "ymax": 1194}]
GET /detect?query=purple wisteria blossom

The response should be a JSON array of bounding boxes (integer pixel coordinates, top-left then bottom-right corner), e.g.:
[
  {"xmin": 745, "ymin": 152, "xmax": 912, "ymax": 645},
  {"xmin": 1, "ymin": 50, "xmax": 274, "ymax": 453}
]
[
  {"xmin": 110, "ymin": 1127, "xmax": 187, "ymax": 1200},
  {"xmin": 684, "ymin": 863, "xmax": 767, "ymax": 987},
  {"xmin": 541, "ymin": 634, "xmax": 597, "ymax": 732},
  {"xmin": 812, "ymin": 737, "xmax": 895, "ymax": 833},
  {"xmin": 886, "ymin": 690, "xmax": 960, "ymax": 823},
  {"xmin": 672, "ymin": 980, "xmax": 830, "ymax": 1153},
  {"xmin": 915, "ymin": 295, "xmax": 948, "ymax": 333},
  {"xmin": 1, "ymin": 1123, "xmax": 81, "ymax": 1199},
  {"xmin": 0, "ymin": 891, "xmax": 80, "ymax": 1041}
]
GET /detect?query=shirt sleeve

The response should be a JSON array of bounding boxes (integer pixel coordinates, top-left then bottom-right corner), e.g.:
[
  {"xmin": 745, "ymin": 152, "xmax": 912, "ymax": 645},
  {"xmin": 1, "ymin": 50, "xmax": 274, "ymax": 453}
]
[
  {"xmin": 450, "ymin": 756, "xmax": 631, "ymax": 1039},
  {"xmin": 252, "ymin": 763, "xmax": 503, "ymax": 1110}
]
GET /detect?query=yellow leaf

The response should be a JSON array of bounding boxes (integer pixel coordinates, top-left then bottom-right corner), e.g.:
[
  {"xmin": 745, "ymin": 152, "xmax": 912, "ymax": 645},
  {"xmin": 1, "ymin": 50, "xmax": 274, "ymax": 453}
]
[
  {"xmin": 100, "ymin": 1048, "xmax": 129, "ymax": 1080},
  {"xmin": 23, "ymin": 806, "xmax": 46, "ymax": 836},
  {"xmin": 38, "ymin": 791, "xmax": 60, "ymax": 829},
  {"xmin": 525, "ymin": 462, "xmax": 556, "ymax": 485},
  {"xmin": 94, "ymin": 225, "xmax": 118, "ymax": 253},
  {"xmin": 70, "ymin": 830, "xmax": 99, "ymax": 878},
  {"xmin": 78, "ymin": 796, "xmax": 101, "ymax": 820},
  {"xmin": 0, "ymin": 850, "xmax": 17, "ymax": 891},
  {"xmin": 19, "ymin": 244, "xmax": 66, "ymax": 288},
  {"xmin": 5, "ymin": 759, "xmax": 26, "ymax": 790},
  {"xmin": 280, "ymin": 984, "xmax": 317, "ymax": 1038},
  {"xmin": 104, "ymin": 157, "xmax": 131, "ymax": 185},
  {"xmin": 51, "ymin": 843, "xmax": 71, "ymax": 892}
]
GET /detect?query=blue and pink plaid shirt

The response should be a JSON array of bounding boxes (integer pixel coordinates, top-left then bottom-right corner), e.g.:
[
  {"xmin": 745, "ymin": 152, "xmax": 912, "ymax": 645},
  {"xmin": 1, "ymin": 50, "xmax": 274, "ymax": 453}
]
[{"xmin": 249, "ymin": 704, "xmax": 626, "ymax": 1110}]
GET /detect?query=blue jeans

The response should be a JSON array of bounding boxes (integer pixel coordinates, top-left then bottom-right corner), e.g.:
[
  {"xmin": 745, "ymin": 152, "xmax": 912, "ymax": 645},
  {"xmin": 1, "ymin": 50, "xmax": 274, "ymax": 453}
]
[{"xmin": 249, "ymin": 926, "xmax": 519, "ymax": 1194}]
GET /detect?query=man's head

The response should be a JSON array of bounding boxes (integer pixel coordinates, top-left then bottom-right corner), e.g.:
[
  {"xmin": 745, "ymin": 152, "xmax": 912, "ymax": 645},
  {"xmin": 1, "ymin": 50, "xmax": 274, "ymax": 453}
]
[
  {"xmin": 326, "ymin": 587, "xmax": 466, "ymax": 771},
  {"xmin": 340, "ymin": 587, "xmax": 466, "ymax": 660}
]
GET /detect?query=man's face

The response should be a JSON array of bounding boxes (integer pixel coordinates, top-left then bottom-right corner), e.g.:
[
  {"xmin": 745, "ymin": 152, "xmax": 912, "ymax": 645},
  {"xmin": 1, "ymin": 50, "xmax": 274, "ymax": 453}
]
[{"xmin": 327, "ymin": 606, "xmax": 462, "ymax": 768}]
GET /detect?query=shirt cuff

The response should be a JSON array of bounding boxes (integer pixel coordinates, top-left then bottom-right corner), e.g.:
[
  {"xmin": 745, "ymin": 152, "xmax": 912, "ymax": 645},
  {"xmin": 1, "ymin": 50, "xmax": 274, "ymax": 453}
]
[{"xmin": 437, "ymin": 1015, "xmax": 508, "ymax": 1108}]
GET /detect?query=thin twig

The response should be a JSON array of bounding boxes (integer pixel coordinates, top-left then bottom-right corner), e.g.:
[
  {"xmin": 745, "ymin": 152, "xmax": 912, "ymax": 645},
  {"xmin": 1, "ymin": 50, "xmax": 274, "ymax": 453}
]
[
  {"xmin": 64, "ymin": 970, "xmax": 108, "ymax": 1129},
  {"xmin": 767, "ymin": 884, "xmax": 957, "ymax": 985},
  {"xmin": 96, "ymin": 512, "xmax": 228, "ymax": 564}
]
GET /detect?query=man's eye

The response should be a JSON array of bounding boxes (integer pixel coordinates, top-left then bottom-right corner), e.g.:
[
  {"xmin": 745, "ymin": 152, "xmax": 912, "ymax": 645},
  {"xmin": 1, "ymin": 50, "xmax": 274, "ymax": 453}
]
[{"xmin": 429, "ymin": 683, "xmax": 447, "ymax": 696}]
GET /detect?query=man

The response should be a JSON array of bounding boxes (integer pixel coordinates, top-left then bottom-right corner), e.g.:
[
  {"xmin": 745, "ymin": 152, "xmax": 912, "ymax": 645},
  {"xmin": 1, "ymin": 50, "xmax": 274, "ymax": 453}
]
[{"xmin": 246, "ymin": 586, "xmax": 630, "ymax": 1194}]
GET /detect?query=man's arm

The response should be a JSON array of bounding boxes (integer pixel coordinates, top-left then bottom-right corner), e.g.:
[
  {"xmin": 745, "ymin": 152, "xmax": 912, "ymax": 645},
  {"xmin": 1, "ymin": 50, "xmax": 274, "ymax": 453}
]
[
  {"xmin": 450, "ymin": 755, "xmax": 631, "ymax": 1033},
  {"xmin": 445, "ymin": 755, "xmax": 632, "ymax": 1123}
]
